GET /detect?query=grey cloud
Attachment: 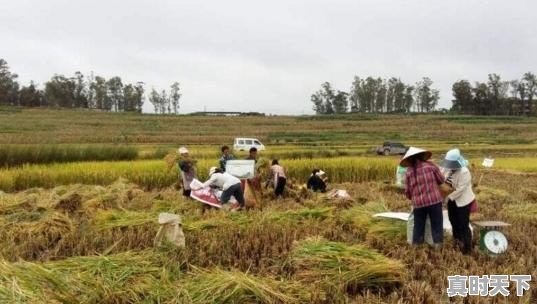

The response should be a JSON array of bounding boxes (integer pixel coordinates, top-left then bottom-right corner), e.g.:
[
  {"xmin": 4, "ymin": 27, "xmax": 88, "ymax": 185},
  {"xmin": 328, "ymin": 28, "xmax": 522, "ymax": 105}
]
[{"xmin": 1, "ymin": 0, "xmax": 536, "ymax": 114}]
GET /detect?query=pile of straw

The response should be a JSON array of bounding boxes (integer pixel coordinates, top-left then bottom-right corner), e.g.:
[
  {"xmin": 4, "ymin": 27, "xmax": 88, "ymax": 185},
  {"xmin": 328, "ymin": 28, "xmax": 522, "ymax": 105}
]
[{"xmin": 289, "ymin": 236, "xmax": 404, "ymax": 295}]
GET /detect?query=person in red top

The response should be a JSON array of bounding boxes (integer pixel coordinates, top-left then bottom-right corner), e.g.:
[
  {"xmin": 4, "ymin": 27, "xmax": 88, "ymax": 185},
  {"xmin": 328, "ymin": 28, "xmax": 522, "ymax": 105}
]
[{"xmin": 401, "ymin": 147, "xmax": 445, "ymax": 247}]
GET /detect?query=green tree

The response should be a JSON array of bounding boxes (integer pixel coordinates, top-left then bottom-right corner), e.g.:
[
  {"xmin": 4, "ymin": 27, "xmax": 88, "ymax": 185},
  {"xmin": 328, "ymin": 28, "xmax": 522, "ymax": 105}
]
[
  {"xmin": 169, "ymin": 82, "xmax": 181, "ymax": 114},
  {"xmin": 18, "ymin": 81, "xmax": 42, "ymax": 107},
  {"xmin": 414, "ymin": 77, "xmax": 439, "ymax": 112},
  {"xmin": 44, "ymin": 75, "xmax": 75, "ymax": 107},
  {"xmin": 522, "ymin": 72, "xmax": 537, "ymax": 115},
  {"xmin": 451, "ymin": 80, "xmax": 473, "ymax": 114},
  {"xmin": 332, "ymin": 91, "xmax": 348, "ymax": 114},
  {"xmin": 73, "ymin": 71, "xmax": 88, "ymax": 108},
  {"xmin": 90, "ymin": 76, "xmax": 108, "ymax": 110},
  {"xmin": 0, "ymin": 59, "xmax": 20, "ymax": 105},
  {"xmin": 349, "ymin": 76, "xmax": 361, "ymax": 112},
  {"xmin": 107, "ymin": 77, "xmax": 123, "ymax": 111}
]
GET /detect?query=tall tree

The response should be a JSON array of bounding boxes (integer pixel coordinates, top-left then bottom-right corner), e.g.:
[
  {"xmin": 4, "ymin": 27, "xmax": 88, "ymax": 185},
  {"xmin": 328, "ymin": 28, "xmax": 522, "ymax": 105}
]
[
  {"xmin": 44, "ymin": 74, "xmax": 75, "ymax": 107},
  {"xmin": 311, "ymin": 82, "xmax": 336, "ymax": 114},
  {"xmin": 332, "ymin": 91, "xmax": 348, "ymax": 114},
  {"xmin": 169, "ymin": 82, "xmax": 181, "ymax": 114},
  {"xmin": 18, "ymin": 81, "xmax": 42, "ymax": 107},
  {"xmin": 414, "ymin": 77, "xmax": 439, "ymax": 112},
  {"xmin": 452, "ymin": 80, "xmax": 473, "ymax": 114},
  {"xmin": 0, "ymin": 59, "xmax": 20, "ymax": 105},
  {"xmin": 73, "ymin": 71, "xmax": 88, "ymax": 108},
  {"xmin": 107, "ymin": 76, "xmax": 123, "ymax": 111},
  {"xmin": 522, "ymin": 72, "xmax": 537, "ymax": 115},
  {"xmin": 349, "ymin": 76, "xmax": 361, "ymax": 112},
  {"xmin": 90, "ymin": 76, "xmax": 108, "ymax": 110}
]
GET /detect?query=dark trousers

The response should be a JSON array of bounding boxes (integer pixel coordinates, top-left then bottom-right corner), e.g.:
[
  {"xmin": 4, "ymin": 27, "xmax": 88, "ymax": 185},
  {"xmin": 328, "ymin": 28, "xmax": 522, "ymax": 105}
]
[
  {"xmin": 447, "ymin": 200, "xmax": 472, "ymax": 254},
  {"xmin": 413, "ymin": 202, "xmax": 443, "ymax": 244},
  {"xmin": 221, "ymin": 183, "xmax": 245, "ymax": 207},
  {"xmin": 274, "ymin": 177, "xmax": 286, "ymax": 197},
  {"xmin": 182, "ymin": 189, "xmax": 191, "ymax": 197}
]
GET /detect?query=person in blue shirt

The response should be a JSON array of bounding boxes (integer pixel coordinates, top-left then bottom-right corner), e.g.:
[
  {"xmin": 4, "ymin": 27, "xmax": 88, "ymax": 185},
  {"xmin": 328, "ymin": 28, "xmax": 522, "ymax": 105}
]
[{"xmin": 219, "ymin": 145, "xmax": 235, "ymax": 172}]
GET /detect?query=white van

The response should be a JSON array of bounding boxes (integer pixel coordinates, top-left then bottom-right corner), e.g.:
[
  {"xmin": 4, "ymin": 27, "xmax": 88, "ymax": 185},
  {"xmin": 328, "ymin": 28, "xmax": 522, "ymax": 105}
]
[{"xmin": 233, "ymin": 138, "xmax": 266, "ymax": 151}]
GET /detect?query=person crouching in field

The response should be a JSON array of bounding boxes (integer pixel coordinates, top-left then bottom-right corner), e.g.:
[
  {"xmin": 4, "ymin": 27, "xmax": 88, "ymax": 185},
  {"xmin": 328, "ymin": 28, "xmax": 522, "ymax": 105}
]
[
  {"xmin": 307, "ymin": 169, "xmax": 327, "ymax": 193},
  {"xmin": 441, "ymin": 149, "xmax": 475, "ymax": 255},
  {"xmin": 198, "ymin": 167, "xmax": 245, "ymax": 210},
  {"xmin": 401, "ymin": 147, "xmax": 445, "ymax": 248},
  {"xmin": 177, "ymin": 147, "xmax": 197, "ymax": 197},
  {"xmin": 271, "ymin": 159, "xmax": 287, "ymax": 197},
  {"xmin": 219, "ymin": 145, "xmax": 235, "ymax": 172}
]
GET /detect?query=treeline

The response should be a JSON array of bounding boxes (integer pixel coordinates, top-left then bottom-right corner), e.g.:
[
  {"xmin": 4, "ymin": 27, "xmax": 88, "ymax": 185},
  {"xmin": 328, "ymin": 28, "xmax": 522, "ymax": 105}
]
[
  {"xmin": 311, "ymin": 76, "xmax": 440, "ymax": 114},
  {"xmin": 0, "ymin": 58, "xmax": 182, "ymax": 114},
  {"xmin": 451, "ymin": 73, "xmax": 537, "ymax": 116}
]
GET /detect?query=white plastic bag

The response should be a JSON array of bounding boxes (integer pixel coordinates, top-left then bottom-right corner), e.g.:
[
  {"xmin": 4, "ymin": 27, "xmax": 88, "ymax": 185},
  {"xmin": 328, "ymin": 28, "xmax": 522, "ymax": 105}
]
[{"xmin": 154, "ymin": 213, "xmax": 185, "ymax": 248}]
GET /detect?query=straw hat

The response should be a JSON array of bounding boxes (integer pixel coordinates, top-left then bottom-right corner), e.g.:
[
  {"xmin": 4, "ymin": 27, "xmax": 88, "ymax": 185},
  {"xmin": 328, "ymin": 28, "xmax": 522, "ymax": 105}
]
[
  {"xmin": 178, "ymin": 147, "xmax": 189, "ymax": 155},
  {"xmin": 399, "ymin": 147, "xmax": 432, "ymax": 167},
  {"xmin": 209, "ymin": 166, "xmax": 218, "ymax": 176},
  {"xmin": 441, "ymin": 148, "xmax": 467, "ymax": 169}
]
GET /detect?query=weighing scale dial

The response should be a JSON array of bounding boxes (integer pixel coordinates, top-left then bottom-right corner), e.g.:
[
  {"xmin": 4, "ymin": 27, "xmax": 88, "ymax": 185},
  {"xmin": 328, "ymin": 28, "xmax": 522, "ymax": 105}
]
[{"xmin": 483, "ymin": 230, "xmax": 508, "ymax": 254}]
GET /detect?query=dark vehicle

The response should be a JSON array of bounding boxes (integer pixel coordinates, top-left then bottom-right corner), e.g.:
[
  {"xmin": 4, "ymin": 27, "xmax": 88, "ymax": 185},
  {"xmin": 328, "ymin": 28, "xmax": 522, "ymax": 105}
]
[{"xmin": 376, "ymin": 142, "xmax": 407, "ymax": 156}]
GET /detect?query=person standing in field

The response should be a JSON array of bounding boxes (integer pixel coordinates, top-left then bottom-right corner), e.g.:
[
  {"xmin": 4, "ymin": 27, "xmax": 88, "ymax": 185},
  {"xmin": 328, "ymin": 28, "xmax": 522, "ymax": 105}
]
[
  {"xmin": 219, "ymin": 145, "xmax": 235, "ymax": 172},
  {"xmin": 401, "ymin": 147, "xmax": 445, "ymax": 248},
  {"xmin": 245, "ymin": 147, "xmax": 261, "ymax": 191},
  {"xmin": 441, "ymin": 148, "xmax": 475, "ymax": 255},
  {"xmin": 197, "ymin": 167, "xmax": 245, "ymax": 210},
  {"xmin": 246, "ymin": 147, "xmax": 258, "ymax": 163},
  {"xmin": 177, "ymin": 147, "xmax": 197, "ymax": 197},
  {"xmin": 271, "ymin": 159, "xmax": 287, "ymax": 197}
]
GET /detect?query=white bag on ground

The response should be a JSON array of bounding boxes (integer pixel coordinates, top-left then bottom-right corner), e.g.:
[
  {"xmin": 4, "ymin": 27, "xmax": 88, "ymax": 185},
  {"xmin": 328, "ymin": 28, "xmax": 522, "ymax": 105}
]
[{"xmin": 154, "ymin": 213, "xmax": 185, "ymax": 248}]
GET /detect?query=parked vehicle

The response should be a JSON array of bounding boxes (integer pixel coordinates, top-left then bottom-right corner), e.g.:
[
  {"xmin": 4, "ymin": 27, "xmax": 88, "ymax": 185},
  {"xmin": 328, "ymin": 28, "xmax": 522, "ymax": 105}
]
[
  {"xmin": 376, "ymin": 142, "xmax": 407, "ymax": 156},
  {"xmin": 233, "ymin": 138, "xmax": 266, "ymax": 151}
]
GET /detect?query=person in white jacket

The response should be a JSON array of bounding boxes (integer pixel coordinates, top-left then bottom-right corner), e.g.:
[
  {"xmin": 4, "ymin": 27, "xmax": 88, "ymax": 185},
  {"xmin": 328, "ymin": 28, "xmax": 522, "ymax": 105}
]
[
  {"xmin": 198, "ymin": 167, "xmax": 245, "ymax": 210},
  {"xmin": 441, "ymin": 149, "xmax": 475, "ymax": 255}
]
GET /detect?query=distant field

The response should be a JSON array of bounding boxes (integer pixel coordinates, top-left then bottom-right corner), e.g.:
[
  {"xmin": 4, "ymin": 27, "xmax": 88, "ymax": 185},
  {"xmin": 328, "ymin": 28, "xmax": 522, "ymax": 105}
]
[{"xmin": 1, "ymin": 107, "xmax": 537, "ymax": 145}]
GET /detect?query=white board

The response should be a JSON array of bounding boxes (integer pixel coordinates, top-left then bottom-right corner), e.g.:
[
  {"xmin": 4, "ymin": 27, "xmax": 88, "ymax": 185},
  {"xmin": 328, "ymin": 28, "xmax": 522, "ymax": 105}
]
[
  {"xmin": 226, "ymin": 160, "xmax": 255, "ymax": 179},
  {"xmin": 482, "ymin": 158, "xmax": 495, "ymax": 168}
]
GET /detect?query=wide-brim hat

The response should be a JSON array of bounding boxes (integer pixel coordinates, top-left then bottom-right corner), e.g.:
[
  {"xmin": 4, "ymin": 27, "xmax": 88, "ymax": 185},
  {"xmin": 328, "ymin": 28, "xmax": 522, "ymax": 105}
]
[
  {"xmin": 441, "ymin": 148, "xmax": 464, "ymax": 169},
  {"xmin": 399, "ymin": 147, "xmax": 432, "ymax": 167},
  {"xmin": 209, "ymin": 166, "xmax": 218, "ymax": 176},
  {"xmin": 441, "ymin": 159, "xmax": 462, "ymax": 169},
  {"xmin": 178, "ymin": 147, "xmax": 189, "ymax": 155}
]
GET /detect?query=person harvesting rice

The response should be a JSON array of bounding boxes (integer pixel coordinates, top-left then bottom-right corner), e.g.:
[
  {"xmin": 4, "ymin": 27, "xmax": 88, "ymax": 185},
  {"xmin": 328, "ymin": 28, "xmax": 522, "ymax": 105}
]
[
  {"xmin": 177, "ymin": 147, "xmax": 197, "ymax": 197},
  {"xmin": 401, "ymin": 147, "xmax": 445, "ymax": 248},
  {"xmin": 270, "ymin": 159, "xmax": 287, "ymax": 197},
  {"xmin": 195, "ymin": 167, "xmax": 245, "ymax": 210}
]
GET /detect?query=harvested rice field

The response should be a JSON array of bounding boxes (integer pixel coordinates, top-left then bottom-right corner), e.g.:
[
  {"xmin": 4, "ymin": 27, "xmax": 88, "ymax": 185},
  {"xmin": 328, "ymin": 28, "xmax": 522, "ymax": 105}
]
[{"xmin": 0, "ymin": 108, "xmax": 536, "ymax": 303}]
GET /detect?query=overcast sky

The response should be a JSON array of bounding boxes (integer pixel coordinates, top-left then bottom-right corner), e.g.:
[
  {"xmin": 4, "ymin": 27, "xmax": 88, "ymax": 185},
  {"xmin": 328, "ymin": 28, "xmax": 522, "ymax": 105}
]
[{"xmin": 1, "ymin": 0, "xmax": 536, "ymax": 114}]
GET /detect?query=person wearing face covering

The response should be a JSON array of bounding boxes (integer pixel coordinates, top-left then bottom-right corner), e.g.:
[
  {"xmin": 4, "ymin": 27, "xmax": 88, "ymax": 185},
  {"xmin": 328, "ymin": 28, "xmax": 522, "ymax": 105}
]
[{"xmin": 440, "ymin": 148, "xmax": 475, "ymax": 255}]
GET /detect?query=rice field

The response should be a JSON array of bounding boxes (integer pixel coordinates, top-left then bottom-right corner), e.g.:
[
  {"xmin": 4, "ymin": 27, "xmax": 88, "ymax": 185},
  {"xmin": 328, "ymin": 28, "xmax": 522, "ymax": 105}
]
[{"xmin": 0, "ymin": 108, "xmax": 537, "ymax": 303}]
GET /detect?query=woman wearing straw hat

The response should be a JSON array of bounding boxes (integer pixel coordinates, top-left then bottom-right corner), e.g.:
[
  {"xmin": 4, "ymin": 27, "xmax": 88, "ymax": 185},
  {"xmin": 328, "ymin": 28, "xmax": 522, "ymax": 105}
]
[
  {"xmin": 441, "ymin": 148, "xmax": 475, "ymax": 255},
  {"xmin": 177, "ymin": 147, "xmax": 197, "ymax": 197},
  {"xmin": 401, "ymin": 147, "xmax": 445, "ymax": 247}
]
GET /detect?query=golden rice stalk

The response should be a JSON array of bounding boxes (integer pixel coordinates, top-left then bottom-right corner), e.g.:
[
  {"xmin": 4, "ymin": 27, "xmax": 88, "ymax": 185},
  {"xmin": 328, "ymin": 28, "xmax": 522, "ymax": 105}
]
[
  {"xmin": 178, "ymin": 266, "xmax": 308, "ymax": 304},
  {"xmin": 289, "ymin": 236, "xmax": 404, "ymax": 294}
]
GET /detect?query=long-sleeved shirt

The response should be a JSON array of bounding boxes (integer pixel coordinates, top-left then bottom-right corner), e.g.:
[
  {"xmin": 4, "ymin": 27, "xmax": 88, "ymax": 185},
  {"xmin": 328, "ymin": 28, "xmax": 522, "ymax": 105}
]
[
  {"xmin": 405, "ymin": 160, "xmax": 444, "ymax": 208},
  {"xmin": 441, "ymin": 167, "xmax": 475, "ymax": 207},
  {"xmin": 201, "ymin": 172, "xmax": 241, "ymax": 190},
  {"xmin": 271, "ymin": 165, "xmax": 286, "ymax": 179},
  {"xmin": 219, "ymin": 154, "xmax": 235, "ymax": 171}
]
